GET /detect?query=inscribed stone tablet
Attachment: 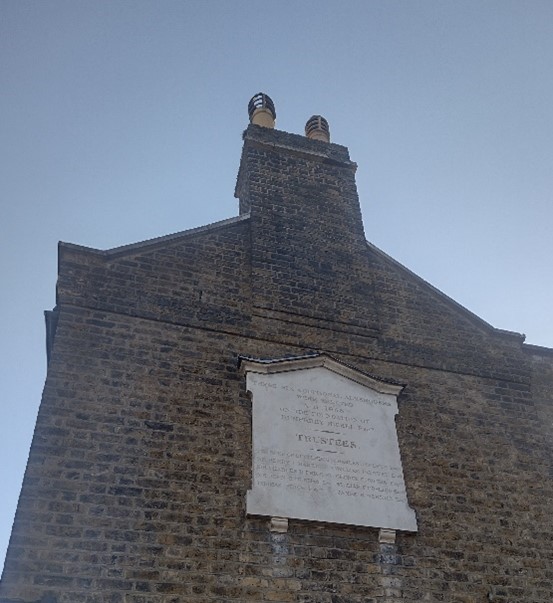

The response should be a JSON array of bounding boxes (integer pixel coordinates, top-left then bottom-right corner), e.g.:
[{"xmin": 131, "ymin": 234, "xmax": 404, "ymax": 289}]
[{"xmin": 243, "ymin": 356, "xmax": 417, "ymax": 532}]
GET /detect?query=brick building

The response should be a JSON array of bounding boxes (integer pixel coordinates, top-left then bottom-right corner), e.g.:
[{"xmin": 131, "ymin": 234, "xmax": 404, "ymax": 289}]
[{"xmin": 1, "ymin": 94, "xmax": 552, "ymax": 603}]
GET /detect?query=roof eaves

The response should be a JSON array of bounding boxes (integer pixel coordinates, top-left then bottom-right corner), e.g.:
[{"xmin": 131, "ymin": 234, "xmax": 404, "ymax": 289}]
[
  {"xmin": 365, "ymin": 240, "xmax": 524, "ymax": 341},
  {"xmin": 522, "ymin": 342, "xmax": 553, "ymax": 356},
  {"xmin": 59, "ymin": 213, "xmax": 251, "ymax": 258}
]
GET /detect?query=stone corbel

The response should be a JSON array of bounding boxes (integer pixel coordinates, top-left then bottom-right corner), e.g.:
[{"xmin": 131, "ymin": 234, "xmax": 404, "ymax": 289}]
[
  {"xmin": 269, "ymin": 517, "xmax": 289, "ymax": 533},
  {"xmin": 378, "ymin": 528, "xmax": 396, "ymax": 544}
]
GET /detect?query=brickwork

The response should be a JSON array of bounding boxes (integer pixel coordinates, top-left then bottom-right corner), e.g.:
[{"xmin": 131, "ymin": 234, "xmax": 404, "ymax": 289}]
[{"xmin": 1, "ymin": 123, "xmax": 552, "ymax": 602}]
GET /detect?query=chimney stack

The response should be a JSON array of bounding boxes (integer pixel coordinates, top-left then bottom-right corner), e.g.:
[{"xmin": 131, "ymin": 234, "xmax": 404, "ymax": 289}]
[
  {"xmin": 248, "ymin": 93, "xmax": 276, "ymax": 128},
  {"xmin": 305, "ymin": 115, "xmax": 330, "ymax": 142}
]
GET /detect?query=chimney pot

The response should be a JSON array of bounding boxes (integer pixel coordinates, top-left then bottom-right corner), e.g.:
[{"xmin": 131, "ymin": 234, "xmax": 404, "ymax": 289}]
[
  {"xmin": 248, "ymin": 93, "xmax": 276, "ymax": 128},
  {"xmin": 305, "ymin": 115, "xmax": 330, "ymax": 142}
]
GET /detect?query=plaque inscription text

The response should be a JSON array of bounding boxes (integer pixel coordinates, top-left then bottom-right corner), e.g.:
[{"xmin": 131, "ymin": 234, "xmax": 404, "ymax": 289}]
[{"xmin": 244, "ymin": 357, "xmax": 417, "ymax": 531}]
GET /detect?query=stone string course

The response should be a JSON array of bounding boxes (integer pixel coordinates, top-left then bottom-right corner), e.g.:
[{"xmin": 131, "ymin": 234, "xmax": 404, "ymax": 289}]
[{"xmin": 1, "ymin": 125, "xmax": 552, "ymax": 602}]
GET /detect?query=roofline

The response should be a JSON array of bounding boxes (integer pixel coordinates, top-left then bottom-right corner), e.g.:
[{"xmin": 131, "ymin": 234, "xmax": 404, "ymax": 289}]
[
  {"xmin": 59, "ymin": 213, "xmax": 251, "ymax": 258},
  {"xmin": 365, "ymin": 240, "xmax": 525, "ymax": 342},
  {"xmin": 522, "ymin": 342, "xmax": 553, "ymax": 356}
]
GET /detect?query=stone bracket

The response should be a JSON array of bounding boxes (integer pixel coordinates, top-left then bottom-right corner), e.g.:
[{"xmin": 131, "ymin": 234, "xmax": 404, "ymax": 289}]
[
  {"xmin": 378, "ymin": 528, "xmax": 396, "ymax": 544},
  {"xmin": 269, "ymin": 517, "xmax": 289, "ymax": 533}
]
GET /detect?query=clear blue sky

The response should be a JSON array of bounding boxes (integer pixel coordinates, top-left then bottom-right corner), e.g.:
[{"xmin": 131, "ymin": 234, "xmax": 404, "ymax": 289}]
[{"xmin": 1, "ymin": 0, "xmax": 552, "ymax": 571}]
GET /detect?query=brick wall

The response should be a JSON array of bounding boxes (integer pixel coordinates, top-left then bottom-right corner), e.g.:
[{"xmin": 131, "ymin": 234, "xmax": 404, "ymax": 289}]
[{"xmin": 1, "ymin": 124, "xmax": 552, "ymax": 603}]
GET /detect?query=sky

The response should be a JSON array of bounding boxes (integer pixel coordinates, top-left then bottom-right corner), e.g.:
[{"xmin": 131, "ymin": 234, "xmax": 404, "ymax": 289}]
[{"xmin": 1, "ymin": 0, "xmax": 552, "ymax": 572}]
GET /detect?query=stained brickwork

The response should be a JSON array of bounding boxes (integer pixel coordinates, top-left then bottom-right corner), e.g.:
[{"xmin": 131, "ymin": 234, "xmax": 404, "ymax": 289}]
[{"xmin": 1, "ymin": 123, "xmax": 552, "ymax": 603}]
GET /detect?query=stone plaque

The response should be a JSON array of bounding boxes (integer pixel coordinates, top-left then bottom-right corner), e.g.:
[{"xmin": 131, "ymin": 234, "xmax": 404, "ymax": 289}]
[{"xmin": 242, "ymin": 355, "xmax": 417, "ymax": 532}]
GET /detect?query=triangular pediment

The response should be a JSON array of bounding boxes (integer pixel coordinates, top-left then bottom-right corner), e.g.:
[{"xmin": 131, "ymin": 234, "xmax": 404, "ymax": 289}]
[{"xmin": 240, "ymin": 353, "xmax": 405, "ymax": 397}]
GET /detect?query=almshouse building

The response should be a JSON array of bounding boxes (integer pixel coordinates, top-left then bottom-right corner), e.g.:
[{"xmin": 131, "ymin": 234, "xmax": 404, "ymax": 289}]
[{"xmin": 1, "ymin": 94, "xmax": 552, "ymax": 603}]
